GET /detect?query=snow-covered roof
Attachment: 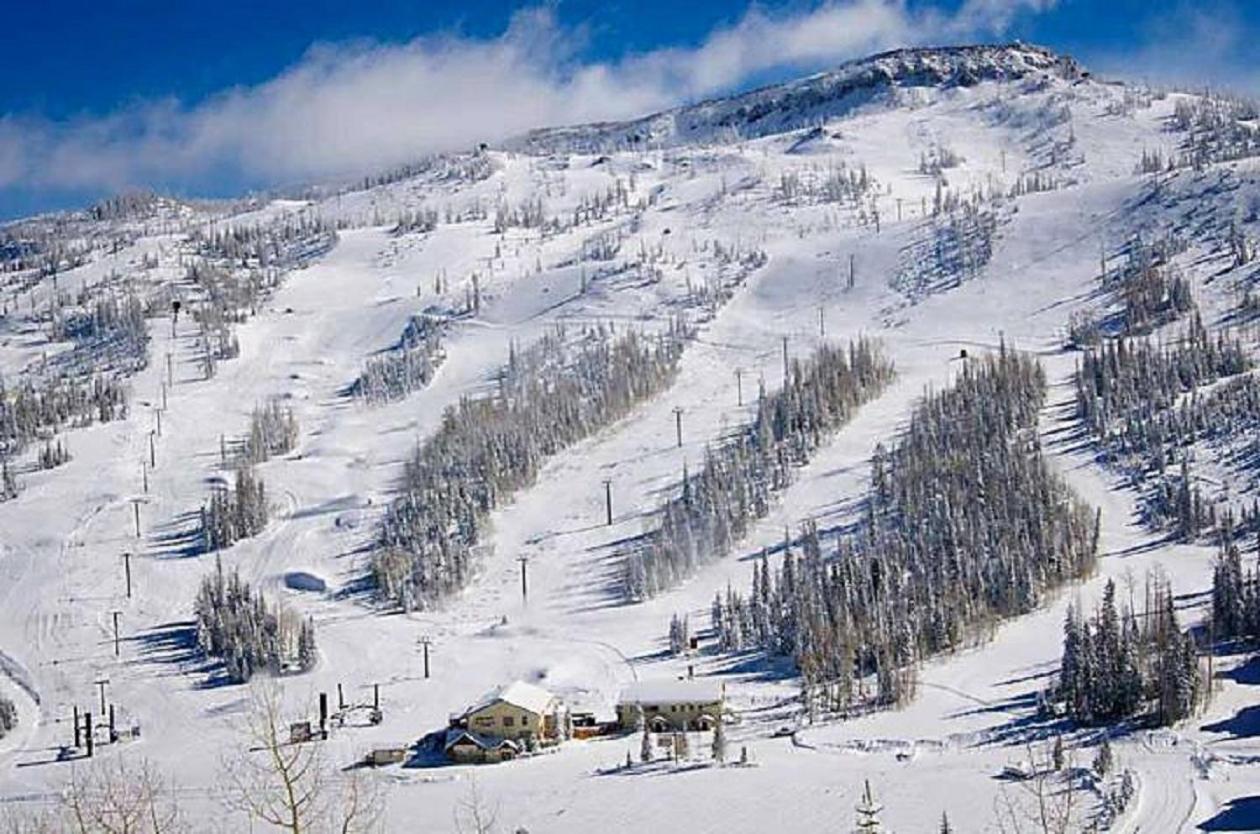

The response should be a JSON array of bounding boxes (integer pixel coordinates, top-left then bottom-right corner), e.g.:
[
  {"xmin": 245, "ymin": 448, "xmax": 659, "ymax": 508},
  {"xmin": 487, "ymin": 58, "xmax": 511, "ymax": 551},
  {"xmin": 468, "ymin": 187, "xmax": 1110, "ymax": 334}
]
[
  {"xmin": 617, "ymin": 678, "xmax": 723, "ymax": 705},
  {"xmin": 464, "ymin": 680, "xmax": 556, "ymax": 717},
  {"xmin": 444, "ymin": 729, "xmax": 520, "ymax": 752}
]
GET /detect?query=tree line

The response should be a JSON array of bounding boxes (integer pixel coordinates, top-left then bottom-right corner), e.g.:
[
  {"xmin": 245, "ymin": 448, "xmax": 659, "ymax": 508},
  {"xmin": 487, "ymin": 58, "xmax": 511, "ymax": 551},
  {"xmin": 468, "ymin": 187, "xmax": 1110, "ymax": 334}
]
[
  {"xmin": 374, "ymin": 321, "xmax": 689, "ymax": 609},
  {"xmin": 712, "ymin": 347, "xmax": 1100, "ymax": 712},
  {"xmin": 626, "ymin": 338, "xmax": 894, "ymax": 599}
]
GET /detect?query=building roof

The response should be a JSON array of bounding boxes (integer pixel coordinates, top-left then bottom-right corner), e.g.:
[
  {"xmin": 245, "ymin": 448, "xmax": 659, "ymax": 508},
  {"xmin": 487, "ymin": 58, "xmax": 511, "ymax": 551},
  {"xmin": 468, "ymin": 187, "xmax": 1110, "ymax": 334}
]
[
  {"xmin": 617, "ymin": 678, "xmax": 723, "ymax": 705},
  {"xmin": 444, "ymin": 729, "xmax": 521, "ymax": 752},
  {"xmin": 464, "ymin": 680, "xmax": 556, "ymax": 717}
]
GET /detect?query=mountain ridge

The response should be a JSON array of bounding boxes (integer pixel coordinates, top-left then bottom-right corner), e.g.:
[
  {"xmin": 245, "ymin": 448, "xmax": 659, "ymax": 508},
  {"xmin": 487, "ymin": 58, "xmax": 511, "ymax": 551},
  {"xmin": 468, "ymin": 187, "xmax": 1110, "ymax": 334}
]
[{"xmin": 509, "ymin": 41, "xmax": 1087, "ymax": 154}]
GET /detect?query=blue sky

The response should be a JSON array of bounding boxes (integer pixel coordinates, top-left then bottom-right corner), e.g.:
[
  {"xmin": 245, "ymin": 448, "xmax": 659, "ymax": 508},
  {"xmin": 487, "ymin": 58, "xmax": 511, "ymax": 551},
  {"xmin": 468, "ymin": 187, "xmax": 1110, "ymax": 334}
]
[{"xmin": 0, "ymin": 0, "xmax": 1256, "ymax": 218}]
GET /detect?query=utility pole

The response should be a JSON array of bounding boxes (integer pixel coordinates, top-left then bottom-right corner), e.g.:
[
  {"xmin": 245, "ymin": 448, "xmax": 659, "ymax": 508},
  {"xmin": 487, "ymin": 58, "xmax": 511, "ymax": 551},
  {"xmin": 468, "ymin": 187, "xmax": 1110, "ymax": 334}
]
[
  {"xmin": 673, "ymin": 407, "xmax": 684, "ymax": 448},
  {"xmin": 735, "ymin": 368, "xmax": 744, "ymax": 406},
  {"xmin": 896, "ymin": 197, "xmax": 903, "ymax": 222},
  {"xmin": 161, "ymin": 382, "xmax": 167, "ymax": 410},
  {"xmin": 94, "ymin": 678, "xmax": 109, "ymax": 715},
  {"xmin": 111, "ymin": 611, "xmax": 121, "ymax": 657},
  {"xmin": 603, "ymin": 479, "xmax": 613, "ymax": 526},
  {"xmin": 122, "ymin": 552, "xmax": 132, "ymax": 599},
  {"xmin": 782, "ymin": 336, "xmax": 790, "ymax": 384},
  {"xmin": 518, "ymin": 555, "xmax": 529, "ymax": 603},
  {"xmin": 148, "ymin": 431, "xmax": 156, "ymax": 469},
  {"xmin": 848, "ymin": 254, "xmax": 855, "ymax": 290},
  {"xmin": 166, "ymin": 352, "xmax": 173, "ymax": 388},
  {"xmin": 84, "ymin": 711, "xmax": 94, "ymax": 757},
  {"xmin": 141, "ymin": 459, "xmax": 148, "ymax": 494},
  {"xmin": 130, "ymin": 498, "xmax": 143, "ymax": 538},
  {"xmin": 155, "ymin": 408, "xmax": 162, "ymax": 438},
  {"xmin": 418, "ymin": 636, "xmax": 432, "ymax": 679},
  {"xmin": 73, "ymin": 705, "xmax": 81, "ymax": 747},
  {"xmin": 818, "ymin": 305, "xmax": 825, "ymax": 338}
]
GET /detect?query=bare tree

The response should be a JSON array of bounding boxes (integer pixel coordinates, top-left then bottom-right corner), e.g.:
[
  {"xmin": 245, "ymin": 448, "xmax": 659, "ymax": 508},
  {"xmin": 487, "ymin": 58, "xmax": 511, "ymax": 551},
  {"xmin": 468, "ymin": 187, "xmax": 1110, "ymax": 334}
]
[
  {"xmin": 221, "ymin": 683, "xmax": 323, "ymax": 833},
  {"xmin": 994, "ymin": 742, "xmax": 1085, "ymax": 834},
  {"xmin": 454, "ymin": 779, "xmax": 499, "ymax": 834},
  {"xmin": 2, "ymin": 756, "xmax": 186, "ymax": 834},
  {"xmin": 221, "ymin": 684, "xmax": 384, "ymax": 834}
]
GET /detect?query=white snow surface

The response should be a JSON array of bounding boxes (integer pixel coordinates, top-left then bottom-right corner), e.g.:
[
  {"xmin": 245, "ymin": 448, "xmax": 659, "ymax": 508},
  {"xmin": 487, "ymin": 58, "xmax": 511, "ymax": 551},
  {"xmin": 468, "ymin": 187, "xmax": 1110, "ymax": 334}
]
[{"xmin": 1, "ymin": 43, "xmax": 1259, "ymax": 833}]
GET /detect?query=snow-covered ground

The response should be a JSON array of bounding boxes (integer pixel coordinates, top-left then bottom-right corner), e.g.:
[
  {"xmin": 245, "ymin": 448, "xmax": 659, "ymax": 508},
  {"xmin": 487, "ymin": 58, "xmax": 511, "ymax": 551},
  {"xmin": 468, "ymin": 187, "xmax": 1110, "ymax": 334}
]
[{"xmin": 2, "ymin": 44, "xmax": 1260, "ymax": 832}]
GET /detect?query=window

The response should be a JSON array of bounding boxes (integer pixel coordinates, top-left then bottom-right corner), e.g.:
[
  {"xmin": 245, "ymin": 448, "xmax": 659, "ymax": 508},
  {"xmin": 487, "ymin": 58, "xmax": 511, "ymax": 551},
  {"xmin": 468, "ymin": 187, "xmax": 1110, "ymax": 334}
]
[
  {"xmin": 503, "ymin": 716, "xmax": 514, "ymax": 727},
  {"xmin": 474, "ymin": 717, "xmax": 494, "ymax": 727}
]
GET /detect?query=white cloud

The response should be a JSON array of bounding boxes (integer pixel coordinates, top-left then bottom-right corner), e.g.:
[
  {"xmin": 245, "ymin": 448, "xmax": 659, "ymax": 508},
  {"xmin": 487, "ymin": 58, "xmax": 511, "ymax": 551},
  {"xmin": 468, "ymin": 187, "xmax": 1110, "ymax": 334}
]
[
  {"xmin": 1085, "ymin": 1, "xmax": 1259, "ymax": 97},
  {"xmin": 3, "ymin": 1, "xmax": 1058, "ymax": 195}
]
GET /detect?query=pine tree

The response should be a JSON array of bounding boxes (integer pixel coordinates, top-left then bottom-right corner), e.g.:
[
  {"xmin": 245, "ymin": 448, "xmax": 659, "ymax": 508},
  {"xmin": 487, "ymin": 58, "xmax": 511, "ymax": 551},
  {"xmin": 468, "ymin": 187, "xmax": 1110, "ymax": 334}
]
[
  {"xmin": 712, "ymin": 719, "xmax": 727, "ymax": 764},
  {"xmin": 854, "ymin": 780, "xmax": 883, "ymax": 833}
]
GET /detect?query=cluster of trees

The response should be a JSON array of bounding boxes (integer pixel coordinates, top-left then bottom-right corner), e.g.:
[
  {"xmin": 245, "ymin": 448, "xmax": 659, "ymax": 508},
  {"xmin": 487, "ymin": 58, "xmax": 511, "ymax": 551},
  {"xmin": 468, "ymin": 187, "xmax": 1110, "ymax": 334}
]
[
  {"xmin": 1211, "ymin": 519, "xmax": 1260, "ymax": 643},
  {"xmin": 241, "ymin": 401, "xmax": 299, "ymax": 465},
  {"xmin": 37, "ymin": 438, "xmax": 70, "ymax": 470},
  {"xmin": 391, "ymin": 206, "xmax": 439, "ymax": 235},
  {"xmin": 493, "ymin": 196, "xmax": 549, "ymax": 233},
  {"xmin": 918, "ymin": 144, "xmax": 962, "ymax": 175},
  {"xmin": 1092, "ymin": 234, "xmax": 1192, "ymax": 335},
  {"xmin": 895, "ymin": 197, "xmax": 1001, "ymax": 301},
  {"xmin": 190, "ymin": 213, "xmax": 337, "ymax": 271},
  {"xmin": 374, "ymin": 322, "xmax": 689, "ymax": 609},
  {"xmin": 194, "ymin": 567, "xmax": 317, "ymax": 683},
  {"xmin": 1057, "ymin": 576, "xmax": 1201, "ymax": 727},
  {"xmin": 0, "ymin": 373, "xmax": 128, "ymax": 459},
  {"xmin": 1075, "ymin": 317, "xmax": 1249, "ymax": 441},
  {"xmin": 48, "ymin": 290, "xmax": 151, "ymax": 376},
  {"xmin": 201, "ymin": 466, "xmax": 270, "ymax": 553},
  {"xmin": 1170, "ymin": 94, "xmax": 1260, "ymax": 171},
  {"xmin": 1074, "ymin": 316, "xmax": 1251, "ymax": 537},
  {"xmin": 712, "ymin": 348, "xmax": 1100, "ymax": 712},
  {"xmin": 775, "ymin": 160, "xmax": 874, "ymax": 206},
  {"xmin": 350, "ymin": 315, "xmax": 446, "ymax": 405},
  {"xmin": 626, "ymin": 338, "xmax": 895, "ymax": 599}
]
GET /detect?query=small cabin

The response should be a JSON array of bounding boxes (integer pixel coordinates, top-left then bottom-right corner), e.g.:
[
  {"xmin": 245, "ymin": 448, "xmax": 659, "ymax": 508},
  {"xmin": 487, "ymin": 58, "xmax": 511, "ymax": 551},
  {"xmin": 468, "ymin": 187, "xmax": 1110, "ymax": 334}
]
[{"xmin": 616, "ymin": 679, "xmax": 724, "ymax": 733}]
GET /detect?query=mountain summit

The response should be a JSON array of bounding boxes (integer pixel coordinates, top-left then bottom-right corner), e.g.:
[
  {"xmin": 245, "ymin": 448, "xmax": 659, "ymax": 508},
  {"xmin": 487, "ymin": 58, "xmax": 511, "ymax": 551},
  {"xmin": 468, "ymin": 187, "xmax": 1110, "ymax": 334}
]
[{"xmin": 515, "ymin": 42, "xmax": 1087, "ymax": 153}]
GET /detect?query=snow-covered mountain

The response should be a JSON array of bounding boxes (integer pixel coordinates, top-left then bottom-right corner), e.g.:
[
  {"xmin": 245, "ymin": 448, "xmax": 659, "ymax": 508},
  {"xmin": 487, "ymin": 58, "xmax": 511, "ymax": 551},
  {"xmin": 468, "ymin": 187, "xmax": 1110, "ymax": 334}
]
[{"xmin": 1, "ymin": 42, "xmax": 1260, "ymax": 832}]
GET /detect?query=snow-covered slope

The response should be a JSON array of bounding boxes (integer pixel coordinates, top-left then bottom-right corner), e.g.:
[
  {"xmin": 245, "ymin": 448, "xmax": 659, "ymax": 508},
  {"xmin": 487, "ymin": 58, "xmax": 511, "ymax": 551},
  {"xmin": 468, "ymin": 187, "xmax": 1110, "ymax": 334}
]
[{"xmin": 1, "ymin": 43, "xmax": 1260, "ymax": 832}]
